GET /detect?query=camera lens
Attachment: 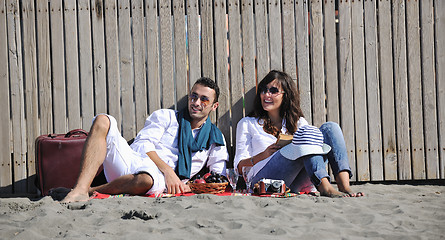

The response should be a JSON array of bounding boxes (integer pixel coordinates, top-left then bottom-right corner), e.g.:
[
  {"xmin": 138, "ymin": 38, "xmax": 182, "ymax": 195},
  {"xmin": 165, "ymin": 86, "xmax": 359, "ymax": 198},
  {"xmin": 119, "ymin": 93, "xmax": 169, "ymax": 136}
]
[{"xmin": 272, "ymin": 181, "xmax": 281, "ymax": 190}]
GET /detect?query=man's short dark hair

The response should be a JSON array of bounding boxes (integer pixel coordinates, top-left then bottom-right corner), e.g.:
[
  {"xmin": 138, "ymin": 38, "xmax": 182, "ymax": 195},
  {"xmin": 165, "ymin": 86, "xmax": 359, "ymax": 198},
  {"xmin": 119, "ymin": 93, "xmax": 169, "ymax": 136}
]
[{"xmin": 194, "ymin": 77, "xmax": 220, "ymax": 102}]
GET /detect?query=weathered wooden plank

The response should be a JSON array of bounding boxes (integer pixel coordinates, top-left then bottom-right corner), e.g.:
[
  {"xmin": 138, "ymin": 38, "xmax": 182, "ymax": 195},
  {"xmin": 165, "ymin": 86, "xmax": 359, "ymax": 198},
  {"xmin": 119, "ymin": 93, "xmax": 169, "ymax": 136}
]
[
  {"xmin": 364, "ymin": 0, "xmax": 383, "ymax": 181},
  {"xmin": 173, "ymin": 0, "xmax": 188, "ymax": 111},
  {"xmin": 378, "ymin": 0, "xmax": 397, "ymax": 180},
  {"xmin": 132, "ymin": 0, "xmax": 147, "ymax": 131},
  {"xmin": 187, "ymin": 0, "xmax": 201, "ymax": 85},
  {"xmin": 78, "ymin": 0, "xmax": 94, "ymax": 131},
  {"xmin": 37, "ymin": 0, "xmax": 53, "ymax": 134},
  {"xmin": 282, "ymin": 0, "xmax": 296, "ymax": 79},
  {"xmin": 146, "ymin": 0, "xmax": 160, "ymax": 114},
  {"xmin": 228, "ymin": 0, "xmax": 243, "ymax": 161},
  {"xmin": 254, "ymin": 0, "xmax": 270, "ymax": 81},
  {"xmin": 338, "ymin": 0, "xmax": 356, "ymax": 180},
  {"xmin": 269, "ymin": 0, "xmax": 282, "ymax": 70},
  {"xmin": 351, "ymin": 0, "xmax": 369, "ymax": 181},
  {"xmin": 21, "ymin": 0, "xmax": 39, "ymax": 192},
  {"xmin": 214, "ymin": 0, "xmax": 231, "ymax": 149},
  {"xmin": 324, "ymin": 0, "xmax": 339, "ymax": 124},
  {"xmin": 49, "ymin": 0, "xmax": 66, "ymax": 133},
  {"xmin": 159, "ymin": 0, "xmax": 175, "ymax": 110},
  {"xmin": 104, "ymin": 0, "xmax": 121, "ymax": 127},
  {"xmin": 295, "ymin": 0, "xmax": 311, "ymax": 123},
  {"xmin": 200, "ymin": 0, "xmax": 216, "ymax": 122},
  {"xmin": 7, "ymin": 0, "xmax": 26, "ymax": 193},
  {"xmin": 200, "ymin": 0, "xmax": 215, "ymax": 80},
  {"xmin": 309, "ymin": 0, "xmax": 325, "ymax": 127},
  {"xmin": 241, "ymin": 0, "xmax": 256, "ymax": 116},
  {"xmin": 91, "ymin": 0, "xmax": 107, "ymax": 115},
  {"xmin": 0, "ymin": 0, "xmax": 12, "ymax": 193},
  {"xmin": 420, "ymin": 0, "xmax": 439, "ymax": 179},
  {"xmin": 393, "ymin": 0, "xmax": 411, "ymax": 180},
  {"xmin": 118, "ymin": 0, "xmax": 135, "ymax": 140},
  {"xmin": 65, "ymin": 0, "xmax": 81, "ymax": 130},
  {"xmin": 435, "ymin": 0, "xmax": 445, "ymax": 179},
  {"xmin": 406, "ymin": 0, "xmax": 425, "ymax": 179}
]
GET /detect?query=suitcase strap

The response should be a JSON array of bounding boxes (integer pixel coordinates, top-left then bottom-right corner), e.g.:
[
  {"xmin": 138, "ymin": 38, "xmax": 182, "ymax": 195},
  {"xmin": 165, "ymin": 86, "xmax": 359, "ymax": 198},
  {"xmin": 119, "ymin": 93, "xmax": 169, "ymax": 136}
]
[{"xmin": 65, "ymin": 129, "xmax": 88, "ymax": 138}]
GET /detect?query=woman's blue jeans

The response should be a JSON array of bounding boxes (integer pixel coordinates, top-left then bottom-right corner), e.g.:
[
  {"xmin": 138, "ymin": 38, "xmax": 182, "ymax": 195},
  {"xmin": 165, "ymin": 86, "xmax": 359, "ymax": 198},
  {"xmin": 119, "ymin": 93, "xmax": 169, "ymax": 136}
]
[{"xmin": 250, "ymin": 122, "xmax": 352, "ymax": 193}]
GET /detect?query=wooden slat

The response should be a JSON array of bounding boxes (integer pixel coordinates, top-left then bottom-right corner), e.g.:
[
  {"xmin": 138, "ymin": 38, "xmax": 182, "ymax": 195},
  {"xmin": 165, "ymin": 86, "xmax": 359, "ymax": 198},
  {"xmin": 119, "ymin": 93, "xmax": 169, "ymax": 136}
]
[
  {"xmin": 228, "ymin": 0, "xmax": 243, "ymax": 161},
  {"xmin": 282, "ymin": 0, "xmax": 296, "ymax": 79},
  {"xmin": 364, "ymin": 0, "xmax": 383, "ymax": 181},
  {"xmin": 309, "ymin": 0, "xmax": 325, "ymax": 127},
  {"xmin": 378, "ymin": 0, "xmax": 397, "ymax": 180},
  {"xmin": 295, "ymin": 0, "xmax": 311, "ymax": 123},
  {"xmin": 338, "ymin": 0, "xmax": 356, "ymax": 180},
  {"xmin": 49, "ymin": 0, "xmax": 66, "ymax": 133},
  {"xmin": 159, "ymin": 0, "xmax": 175, "ymax": 110},
  {"xmin": 187, "ymin": 0, "xmax": 201, "ymax": 85},
  {"xmin": 200, "ymin": 0, "xmax": 215, "ymax": 79},
  {"xmin": 254, "ymin": 0, "xmax": 270, "ymax": 81},
  {"xmin": 132, "ymin": 0, "xmax": 147, "ymax": 131},
  {"xmin": 78, "ymin": 0, "xmax": 94, "ymax": 131},
  {"xmin": 406, "ymin": 0, "xmax": 425, "ymax": 179},
  {"xmin": 91, "ymin": 0, "xmax": 107, "ymax": 115},
  {"xmin": 351, "ymin": 0, "xmax": 369, "ymax": 181},
  {"xmin": 324, "ymin": 0, "xmax": 339, "ymax": 124},
  {"xmin": 214, "ymin": 0, "xmax": 231, "ymax": 150},
  {"xmin": 200, "ymin": 0, "xmax": 216, "ymax": 122},
  {"xmin": 37, "ymin": 0, "xmax": 53, "ymax": 134},
  {"xmin": 241, "ymin": 0, "xmax": 256, "ymax": 116},
  {"xmin": 104, "ymin": 0, "xmax": 121, "ymax": 126},
  {"xmin": 393, "ymin": 1, "xmax": 411, "ymax": 180},
  {"xmin": 268, "ymin": 0, "xmax": 282, "ymax": 70},
  {"xmin": 7, "ymin": 0, "xmax": 26, "ymax": 193},
  {"xmin": 146, "ymin": 0, "xmax": 160, "ymax": 114},
  {"xmin": 21, "ymin": 0, "xmax": 39, "ymax": 192},
  {"xmin": 0, "ymin": 0, "xmax": 12, "ymax": 193},
  {"xmin": 173, "ymin": 0, "xmax": 188, "ymax": 111},
  {"xmin": 65, "ymin": 0, "xmax": 81, "ymax": 130},
  {"xmin": 435, "ymin": 0, "xmax": 445, "ymax": 179},
  {"xmin": 420, "ymin": 0, "xmax": 439, "ymax": 179},
  {"xmin": 118, "ymin": 0, "xmax": 135, "ymax": 140}
]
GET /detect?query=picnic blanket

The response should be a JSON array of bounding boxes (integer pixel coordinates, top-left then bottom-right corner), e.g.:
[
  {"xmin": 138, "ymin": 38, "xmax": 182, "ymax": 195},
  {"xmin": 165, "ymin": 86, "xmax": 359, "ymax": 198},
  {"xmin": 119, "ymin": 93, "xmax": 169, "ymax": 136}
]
[{"xmin": 90, "ymin": 191, "xmax": 302, "ymax": 200}]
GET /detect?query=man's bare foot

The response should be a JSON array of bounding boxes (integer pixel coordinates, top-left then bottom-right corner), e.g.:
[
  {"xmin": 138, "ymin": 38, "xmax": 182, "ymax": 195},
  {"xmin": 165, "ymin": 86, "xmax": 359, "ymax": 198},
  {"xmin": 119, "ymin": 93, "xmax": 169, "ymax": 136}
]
[{"xmin": 61, "ymin": 189, "xmax": 90, "ymax": 203}]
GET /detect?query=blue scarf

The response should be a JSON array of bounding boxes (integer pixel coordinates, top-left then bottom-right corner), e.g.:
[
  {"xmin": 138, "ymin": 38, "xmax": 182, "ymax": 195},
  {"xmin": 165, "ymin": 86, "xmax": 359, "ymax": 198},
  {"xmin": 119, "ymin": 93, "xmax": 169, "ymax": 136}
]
[{"xmin": 176, "ymin": 109, "xmax": 225, "ymax": 179}]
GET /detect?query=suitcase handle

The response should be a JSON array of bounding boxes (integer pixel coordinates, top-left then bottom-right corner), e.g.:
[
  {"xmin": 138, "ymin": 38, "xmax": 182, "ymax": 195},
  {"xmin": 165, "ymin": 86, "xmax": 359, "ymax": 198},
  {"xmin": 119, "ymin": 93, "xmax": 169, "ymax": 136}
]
[{"xmin": 65, "ymin": 129, "xmax": 88, "ymax": 138}]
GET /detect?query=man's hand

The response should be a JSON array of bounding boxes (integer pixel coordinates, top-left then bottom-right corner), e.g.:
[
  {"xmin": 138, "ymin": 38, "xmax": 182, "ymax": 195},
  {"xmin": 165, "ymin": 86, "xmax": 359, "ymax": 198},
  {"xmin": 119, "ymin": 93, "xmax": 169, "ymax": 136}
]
[{"xmin": 164, "ymin": 169, "xmax": 188, "ymax": 194}]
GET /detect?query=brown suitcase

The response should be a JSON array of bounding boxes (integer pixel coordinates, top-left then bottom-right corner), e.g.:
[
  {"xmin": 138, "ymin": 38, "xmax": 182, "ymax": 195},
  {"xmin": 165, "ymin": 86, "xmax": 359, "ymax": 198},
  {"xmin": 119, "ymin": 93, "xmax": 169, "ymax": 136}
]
[{"xmin": 35, "ymin": 129, "xmax": 103, "ymax": 196}]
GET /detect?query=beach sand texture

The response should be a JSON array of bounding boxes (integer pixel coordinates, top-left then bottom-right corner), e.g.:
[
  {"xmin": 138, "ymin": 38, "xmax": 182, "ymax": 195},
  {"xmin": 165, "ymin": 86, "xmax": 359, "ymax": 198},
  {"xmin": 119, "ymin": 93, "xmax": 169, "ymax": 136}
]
[{"xmin": 1, "ymin": 183, "xmax": 444, "ymax": 239}]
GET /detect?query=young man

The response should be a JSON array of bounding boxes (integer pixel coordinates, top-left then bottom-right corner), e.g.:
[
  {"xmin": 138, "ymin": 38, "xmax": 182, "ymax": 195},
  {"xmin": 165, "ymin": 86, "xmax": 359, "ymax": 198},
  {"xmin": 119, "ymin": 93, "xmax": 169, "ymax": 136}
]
[{"xmin": 61, "ymin": 77, "xmax": 228, "ymax": 203}]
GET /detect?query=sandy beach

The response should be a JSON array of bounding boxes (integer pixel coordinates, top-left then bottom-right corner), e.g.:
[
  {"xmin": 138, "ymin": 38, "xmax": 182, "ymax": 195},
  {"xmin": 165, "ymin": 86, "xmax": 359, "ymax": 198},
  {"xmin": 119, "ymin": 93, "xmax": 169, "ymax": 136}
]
[{"xmin": 1, "ymin": 182, "xmax": 444, "ymax": 239}]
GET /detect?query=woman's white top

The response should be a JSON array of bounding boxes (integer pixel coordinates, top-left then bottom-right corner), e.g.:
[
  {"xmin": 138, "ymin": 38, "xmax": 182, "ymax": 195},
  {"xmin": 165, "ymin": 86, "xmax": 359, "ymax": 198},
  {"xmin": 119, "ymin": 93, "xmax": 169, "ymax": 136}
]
[{"xmin": 234, "ymin": 116, "xmax": 308, "ymax": 179}]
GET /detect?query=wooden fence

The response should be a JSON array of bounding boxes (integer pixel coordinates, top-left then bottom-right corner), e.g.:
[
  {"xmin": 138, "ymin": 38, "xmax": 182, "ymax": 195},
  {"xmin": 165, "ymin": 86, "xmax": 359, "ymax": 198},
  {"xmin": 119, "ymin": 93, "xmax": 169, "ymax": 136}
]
[{"xmin": 1, "ymin": 0, "xmax": 444, "ymax": 194}]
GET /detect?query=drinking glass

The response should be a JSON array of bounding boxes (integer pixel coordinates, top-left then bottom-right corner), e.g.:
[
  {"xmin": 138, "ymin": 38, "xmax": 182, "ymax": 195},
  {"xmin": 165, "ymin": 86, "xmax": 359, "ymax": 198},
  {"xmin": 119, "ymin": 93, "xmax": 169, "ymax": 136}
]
[
  {"xmin": 225, "ymin": 168, "xmax": 239, "ymax": 193},
  {"xmin": 242, "ymin": 166, "xmax": 253, "ymax": 193}
]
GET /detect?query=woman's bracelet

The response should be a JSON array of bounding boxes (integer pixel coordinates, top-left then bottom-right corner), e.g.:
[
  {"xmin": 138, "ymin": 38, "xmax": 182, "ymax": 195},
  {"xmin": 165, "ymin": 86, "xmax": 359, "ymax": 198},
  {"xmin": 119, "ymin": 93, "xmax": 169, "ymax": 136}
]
[{"xmin": 250, "ymin": 156, "xmax": 255, "ymax": 165}]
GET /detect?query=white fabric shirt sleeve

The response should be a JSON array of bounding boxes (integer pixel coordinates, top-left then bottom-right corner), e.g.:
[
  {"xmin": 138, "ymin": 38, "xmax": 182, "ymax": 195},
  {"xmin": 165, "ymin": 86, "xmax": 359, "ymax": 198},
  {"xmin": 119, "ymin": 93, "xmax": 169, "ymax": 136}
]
[
  {"xmin": 206, "ymin": 134, "xmax": 229, "ymax": 175},
  {"xmin": 130, "ymin": 109, "xmax": 173, "ymax": 154},
  {"xmin": 234, "ymin": 117, "xmax": 253, "ymax": 172}
]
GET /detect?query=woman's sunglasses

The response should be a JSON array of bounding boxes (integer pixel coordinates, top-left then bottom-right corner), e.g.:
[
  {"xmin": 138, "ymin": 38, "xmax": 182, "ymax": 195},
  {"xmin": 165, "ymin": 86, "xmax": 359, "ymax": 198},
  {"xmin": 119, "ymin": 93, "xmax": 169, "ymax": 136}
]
[
  {"xmin": 260, "ymin": 87, "xmax": 285, "ymax": 96},
  {"xmin": 189, "ymin": 93, "xmax": 211, "ymax": 107}
]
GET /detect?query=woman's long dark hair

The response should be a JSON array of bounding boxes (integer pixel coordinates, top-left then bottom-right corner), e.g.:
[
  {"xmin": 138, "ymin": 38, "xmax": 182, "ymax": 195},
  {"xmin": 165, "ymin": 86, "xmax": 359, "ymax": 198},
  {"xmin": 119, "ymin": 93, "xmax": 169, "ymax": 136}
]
[{"xmin": 249, "ymin": 70, "xmax": 304, "ymax": 137}]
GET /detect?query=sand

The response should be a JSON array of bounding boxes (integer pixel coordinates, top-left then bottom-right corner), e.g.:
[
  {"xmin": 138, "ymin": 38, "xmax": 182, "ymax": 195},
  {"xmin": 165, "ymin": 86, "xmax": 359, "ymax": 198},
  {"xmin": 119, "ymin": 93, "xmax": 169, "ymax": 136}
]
[{"xmin": 1, "ymin": 183, "xmax": 444, "ymax": 239}]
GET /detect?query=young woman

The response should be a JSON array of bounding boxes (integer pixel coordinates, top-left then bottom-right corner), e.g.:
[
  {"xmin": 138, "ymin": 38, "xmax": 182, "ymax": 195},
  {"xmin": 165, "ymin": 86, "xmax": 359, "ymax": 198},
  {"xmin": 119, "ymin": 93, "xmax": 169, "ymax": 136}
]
[{"xmin": 234, "ymin": 70, "xmax": 363, "ymax": 197}]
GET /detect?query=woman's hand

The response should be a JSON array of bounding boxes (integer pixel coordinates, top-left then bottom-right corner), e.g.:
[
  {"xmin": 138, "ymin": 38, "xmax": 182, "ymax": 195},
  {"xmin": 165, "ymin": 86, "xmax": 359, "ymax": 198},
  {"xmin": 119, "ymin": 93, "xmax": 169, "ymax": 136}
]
[{"xmin": 262, "ymin": 143, "xmax": 281, "ymax": 158}]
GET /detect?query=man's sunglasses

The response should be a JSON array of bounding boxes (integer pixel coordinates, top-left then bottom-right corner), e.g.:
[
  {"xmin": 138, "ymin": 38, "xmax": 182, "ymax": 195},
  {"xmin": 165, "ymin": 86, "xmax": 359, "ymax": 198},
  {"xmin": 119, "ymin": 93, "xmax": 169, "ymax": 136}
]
[
  {"xmin": 189, "ymin": 93, "xmax": 211, "ymax": 107},
  {"xmin": 260, "ymin": 87, "xmax": 285, "ymax": 95}
]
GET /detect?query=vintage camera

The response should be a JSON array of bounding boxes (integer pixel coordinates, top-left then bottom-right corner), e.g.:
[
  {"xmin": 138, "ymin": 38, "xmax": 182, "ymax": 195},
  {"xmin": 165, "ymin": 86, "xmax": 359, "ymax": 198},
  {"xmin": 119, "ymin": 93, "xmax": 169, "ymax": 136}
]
[{"xmin": 257, "ymin": 178, "xmax": 286, "ymax": 194}]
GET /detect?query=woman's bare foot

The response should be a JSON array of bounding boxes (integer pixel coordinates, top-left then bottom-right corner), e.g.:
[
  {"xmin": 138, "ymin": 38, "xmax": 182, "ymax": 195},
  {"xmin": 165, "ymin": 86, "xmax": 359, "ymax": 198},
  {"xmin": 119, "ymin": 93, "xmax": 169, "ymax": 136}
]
[
  {"xmin": 338, "ymin": 186, "xmax": 365, "ymax": 197},
  {"xmin": 61, "ymin": 189, "xmax": 90, "ymax": 203},
  {"xmin": 317, "ymin": 178, "xmax": 345, "ymax": 198}
]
